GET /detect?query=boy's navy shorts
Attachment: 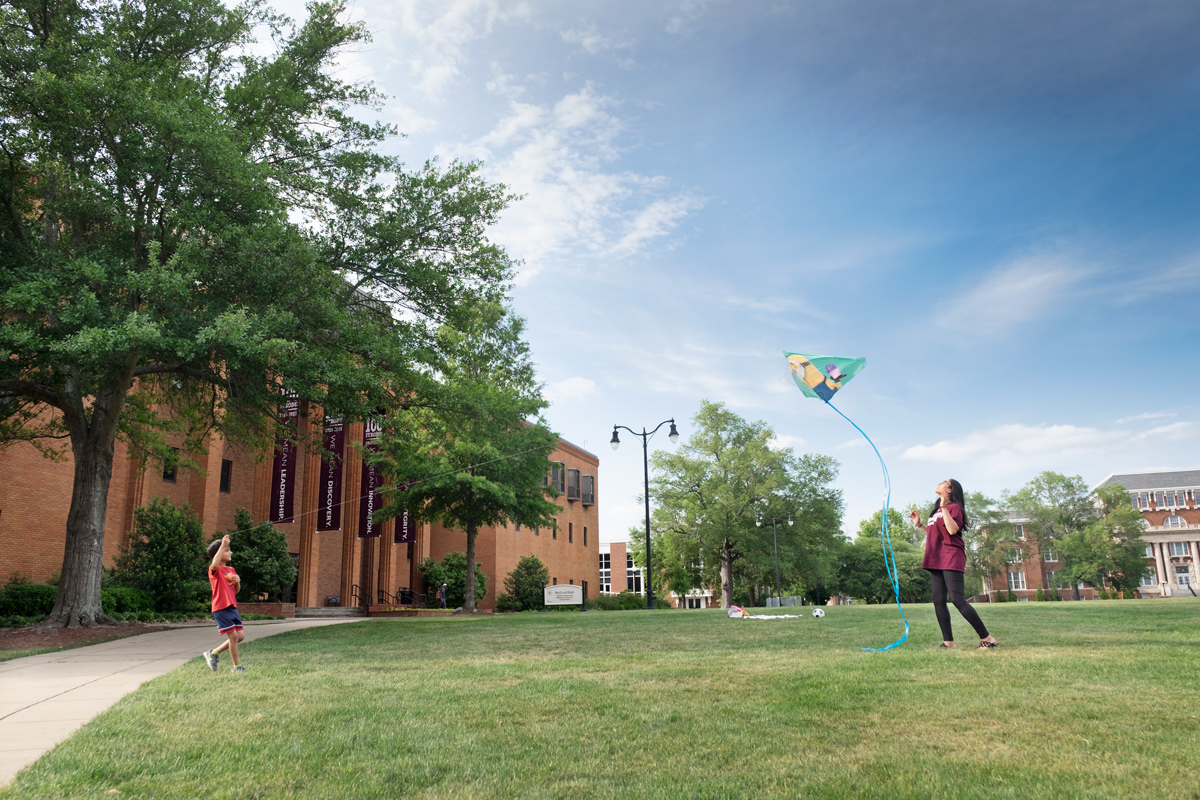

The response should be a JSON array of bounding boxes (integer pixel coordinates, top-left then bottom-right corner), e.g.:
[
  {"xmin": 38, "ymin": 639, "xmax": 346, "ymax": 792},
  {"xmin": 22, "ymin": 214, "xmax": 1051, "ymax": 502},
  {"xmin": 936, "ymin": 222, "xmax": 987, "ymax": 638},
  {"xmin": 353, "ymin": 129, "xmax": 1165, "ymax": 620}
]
[{"xmin": 213, "ymin": 606, "xmax": 244, "ymax": 635}]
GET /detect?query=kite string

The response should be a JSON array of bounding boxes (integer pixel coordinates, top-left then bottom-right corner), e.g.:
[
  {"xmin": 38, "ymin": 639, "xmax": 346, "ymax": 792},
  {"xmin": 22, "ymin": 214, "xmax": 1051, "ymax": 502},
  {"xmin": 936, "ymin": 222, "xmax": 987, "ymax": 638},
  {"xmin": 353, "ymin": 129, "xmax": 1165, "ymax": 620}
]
[{"xmin": 827, "ymin": 401, "xmax": 909, "ymax": 652}]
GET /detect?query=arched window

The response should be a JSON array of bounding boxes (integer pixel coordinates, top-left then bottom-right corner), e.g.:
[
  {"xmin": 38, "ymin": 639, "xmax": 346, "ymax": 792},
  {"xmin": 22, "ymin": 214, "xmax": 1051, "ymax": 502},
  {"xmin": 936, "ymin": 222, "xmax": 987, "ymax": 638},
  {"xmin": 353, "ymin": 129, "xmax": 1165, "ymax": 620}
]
[{"xmin": 1163, "ymin": 515, "xmax": 1187, "ymax": 528}]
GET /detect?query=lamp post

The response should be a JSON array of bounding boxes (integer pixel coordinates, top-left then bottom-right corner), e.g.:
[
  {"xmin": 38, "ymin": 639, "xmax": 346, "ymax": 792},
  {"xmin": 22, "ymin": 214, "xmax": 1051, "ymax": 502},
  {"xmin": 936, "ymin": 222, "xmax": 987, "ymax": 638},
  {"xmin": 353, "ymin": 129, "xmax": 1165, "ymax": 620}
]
[
  {"xmin": 756, "ymin": 512, "xmax": 793, "ymax": 604},
  {"xmin": 611, "ymin": 418, "xmax": 680, "ymax": 610}
]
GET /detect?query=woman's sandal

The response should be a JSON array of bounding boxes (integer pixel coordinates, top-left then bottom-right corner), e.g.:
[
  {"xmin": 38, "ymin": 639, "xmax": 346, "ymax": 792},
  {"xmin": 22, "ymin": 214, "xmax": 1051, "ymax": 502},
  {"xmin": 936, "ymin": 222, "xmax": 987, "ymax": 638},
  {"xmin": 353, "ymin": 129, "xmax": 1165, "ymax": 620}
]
[{"xmin": 978, "ymin": 640, "xmax": 998, "ymax": 649}]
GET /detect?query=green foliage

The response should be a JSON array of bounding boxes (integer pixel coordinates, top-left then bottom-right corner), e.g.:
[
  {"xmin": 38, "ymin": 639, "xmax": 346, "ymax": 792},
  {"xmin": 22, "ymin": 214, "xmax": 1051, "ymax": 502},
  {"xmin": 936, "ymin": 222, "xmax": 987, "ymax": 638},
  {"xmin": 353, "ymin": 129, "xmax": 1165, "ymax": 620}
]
[
  {"xmin": 0, "ymin": 0, "xmax": 522, "ymax": 627},
  {"xmin": 1035, "ymin": 587, "xmax": 1046, "ymax": 601},
  {"xmin": 216, "ymin": 509, "xmax": 296, "ymax": 600},
  {"xmin": 101, "ymin": 587, "xmax": 154, "ymax": 614},
  {"xmin": 0, "ymin": 582, "xmax": 58, "ymax": 616},
  {"xmin": 112, "ymin": 498, "xmax": 209, "ymax": 613},
  {"xmin": 840, "ymin": 528, "xmax": 931, "ymax": 604},
  {"xmin": 587, "ymin": 592, "xmax": 652, "ymax": 611},
  {"xmin": 418, "ymin": 553, "xmax": 487, "ymax": 609},
  {"xmin": 377, "ymin": 303, "xmax": 557, "ymax": 612},
  {"xmin": 496, "ymin": 555, "xmax": 550, "ymax": 612},
  {"xmin": 1050, "ymin": 588, "xmax": 1062, "ymax": 601},
  {"xmin": 644, "ymin": 400, "xmax": 843, "ymax": 609},
  {"xmin": 1057, "ymin": 483, "xmax": 1149, "ymax": 595}
]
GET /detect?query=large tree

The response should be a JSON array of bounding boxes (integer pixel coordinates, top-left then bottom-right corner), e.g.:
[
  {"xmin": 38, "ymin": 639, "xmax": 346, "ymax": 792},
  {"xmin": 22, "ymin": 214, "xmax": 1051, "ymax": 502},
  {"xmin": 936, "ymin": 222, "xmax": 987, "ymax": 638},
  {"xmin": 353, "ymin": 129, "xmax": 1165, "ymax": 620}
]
[
  {"xmin": 1003, "ymin": 472, "xmax": 1095, "ymax": 598},
  {"xmin": 374, "ymin": 304, "xmax": 559, "ymax": 612},
  {"xmin": 643, "ymin": 400, "xmax": 843, "ymax": 608},
  {"xmin": 839, "ymin": 508, "xmax": 930, "ymax": 604},
  {"xmin": 1058, "ymin": 483, "xmax": 1148, "ymax": 596},
  {"xmin": 0, "ymin": 0, "xmax": 516, "ymax": 626}
]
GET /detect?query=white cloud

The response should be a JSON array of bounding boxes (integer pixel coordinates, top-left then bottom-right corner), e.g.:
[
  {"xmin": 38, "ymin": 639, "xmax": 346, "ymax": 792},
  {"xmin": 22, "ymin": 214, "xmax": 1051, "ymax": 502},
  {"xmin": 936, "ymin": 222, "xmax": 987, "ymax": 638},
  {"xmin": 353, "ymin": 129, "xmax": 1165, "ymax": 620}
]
[
  {"xmin": 944, "ymin": 254, "xmax": 1093, "ymax": 336},
  {"xmin": 544, "ymin": 377, "xmax": 597, "ymax": 405},
  {"xmin": 440, "ymin": 83, "xmax": 704, "ymax": 284},
  {"xmin": 560, "ymin": 26, "xmax": 633, "ymax": 56},
  {"xmin": 1116, "ymin": 411, "xmax": 1177, "ymax": 424},
  {"xmin": 901, "ymin": 421, "xmax": 1199, "ymax": 478},
  {"xmin": 770, "ymin": 434, "xmax": 807, "ymax": 451}
]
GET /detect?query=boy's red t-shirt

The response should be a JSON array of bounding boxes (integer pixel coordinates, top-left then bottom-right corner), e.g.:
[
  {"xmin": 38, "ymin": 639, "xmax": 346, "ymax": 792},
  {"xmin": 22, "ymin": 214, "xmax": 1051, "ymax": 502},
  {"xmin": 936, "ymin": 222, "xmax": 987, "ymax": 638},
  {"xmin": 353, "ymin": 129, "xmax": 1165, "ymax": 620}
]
[
  {"xmin": 210, "ymin": 565, "xmax": 240, "ymax": 612},
  {"xmin": 920, "ymin": 503, "xmax": 966, "ymax": 572}
]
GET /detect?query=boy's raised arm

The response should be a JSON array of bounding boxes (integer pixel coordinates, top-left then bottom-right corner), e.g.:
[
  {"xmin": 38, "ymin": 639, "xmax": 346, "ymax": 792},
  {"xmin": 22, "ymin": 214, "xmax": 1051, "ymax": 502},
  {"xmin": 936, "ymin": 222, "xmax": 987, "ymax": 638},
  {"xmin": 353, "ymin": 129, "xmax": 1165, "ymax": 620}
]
[{"xmin": 210, "ymin": 535, "xmax": 230, "ymax": 573}]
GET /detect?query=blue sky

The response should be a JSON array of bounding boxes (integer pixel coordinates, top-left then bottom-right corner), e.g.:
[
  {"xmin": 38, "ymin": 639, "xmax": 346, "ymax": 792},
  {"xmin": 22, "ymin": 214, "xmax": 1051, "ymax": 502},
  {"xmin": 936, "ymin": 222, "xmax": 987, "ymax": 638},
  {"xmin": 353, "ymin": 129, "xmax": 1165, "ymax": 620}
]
[{"xmin": 270, "ymin": 0, "xmax": 1200, "ymax": 541}]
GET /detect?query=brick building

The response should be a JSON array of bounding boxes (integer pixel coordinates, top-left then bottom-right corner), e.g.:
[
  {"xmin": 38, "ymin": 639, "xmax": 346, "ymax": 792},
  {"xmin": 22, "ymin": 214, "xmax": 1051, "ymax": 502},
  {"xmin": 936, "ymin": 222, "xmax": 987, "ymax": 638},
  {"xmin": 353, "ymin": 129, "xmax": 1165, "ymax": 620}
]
[
  {"xmin": 0, "ymin": 417, "xmax": 600, "ymax": 611},
  {"xmin": 1095, "ymin": 470, "xmax": 1200, "ymax": 598},
  {"xmin": 985, "ymin": 469, "xmax": 1200, "ymax": 601}
]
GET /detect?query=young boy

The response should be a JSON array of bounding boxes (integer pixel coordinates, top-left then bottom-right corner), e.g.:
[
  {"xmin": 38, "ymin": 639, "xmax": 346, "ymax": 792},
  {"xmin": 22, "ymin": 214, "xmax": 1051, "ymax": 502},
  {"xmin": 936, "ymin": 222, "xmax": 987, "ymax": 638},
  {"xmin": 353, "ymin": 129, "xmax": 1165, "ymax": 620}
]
[{"xmin": 202, "ymin": 534, "xmax": 246, "ymax": 674}]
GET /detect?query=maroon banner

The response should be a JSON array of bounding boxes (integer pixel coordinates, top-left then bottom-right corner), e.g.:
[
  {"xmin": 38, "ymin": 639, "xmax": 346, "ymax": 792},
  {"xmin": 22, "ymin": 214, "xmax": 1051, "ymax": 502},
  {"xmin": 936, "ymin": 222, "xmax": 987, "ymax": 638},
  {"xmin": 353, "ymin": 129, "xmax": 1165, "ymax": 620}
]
[
  {"xmin": 317, "ymin": 416, "xmax": 345, "ymax": 531},
  {"xmin": 269, "ymin": 390, "xmax": 300, "ymax": 524},
  {"xmin": 358, "ymin": 415, "xmax": 388, "ymax": 539},
  {"xmin": 395, "ymin": 508, "xmax": 417, "ymax": 544}
]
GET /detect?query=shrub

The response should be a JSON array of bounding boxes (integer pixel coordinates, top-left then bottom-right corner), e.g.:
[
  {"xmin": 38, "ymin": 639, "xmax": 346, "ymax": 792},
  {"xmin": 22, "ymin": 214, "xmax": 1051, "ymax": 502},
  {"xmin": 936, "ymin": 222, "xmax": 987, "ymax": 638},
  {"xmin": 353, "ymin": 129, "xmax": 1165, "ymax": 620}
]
[
  {"xmin": 0, "ymin": 583, "xmax": 57, "ymax": 617},
  {"xmin": 101, "ymin": 587, "xmax": 154, "ymax": 614},
  {"xmin": 587, "ymin": 592, "xmax": 648, "ymax": 611},
  {"xmin": 418, "ymin": 552, "xmax": 487, "ymax": 608},
  {"xmin": 1035, "ymin": 588, "xmax": 1046, "ymax": 601},
  {"xmin": 214, "ymin": 509, "xmax": 296, "ymax": 600},
  {"xmin": 111, "ymin": 497, "xmax": 209, "ymax": 612},
  {"xmin": 496, "ymin": 555, "xmax": 549, "ymax": 612}
]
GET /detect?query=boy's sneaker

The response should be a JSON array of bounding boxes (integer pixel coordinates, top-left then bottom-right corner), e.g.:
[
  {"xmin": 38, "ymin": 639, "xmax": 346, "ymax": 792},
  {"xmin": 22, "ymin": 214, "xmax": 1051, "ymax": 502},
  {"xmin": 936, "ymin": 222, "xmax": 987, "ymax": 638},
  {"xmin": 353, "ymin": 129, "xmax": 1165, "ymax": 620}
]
[
  {"xmin": 202, "ymin": 650, "xmax": 219, "ymax": 672},
  {"xmin": 231, "ymin": 665, "xmax": 246, "ymax": 674}
]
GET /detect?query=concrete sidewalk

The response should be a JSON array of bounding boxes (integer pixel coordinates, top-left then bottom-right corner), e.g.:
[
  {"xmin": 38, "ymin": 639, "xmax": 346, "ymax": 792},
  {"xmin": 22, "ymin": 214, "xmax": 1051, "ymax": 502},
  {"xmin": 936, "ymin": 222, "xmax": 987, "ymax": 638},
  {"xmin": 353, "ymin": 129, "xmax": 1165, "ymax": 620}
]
[{"xmin": 0, "ymin": 617, "xmax": 362, "ymax": 785}]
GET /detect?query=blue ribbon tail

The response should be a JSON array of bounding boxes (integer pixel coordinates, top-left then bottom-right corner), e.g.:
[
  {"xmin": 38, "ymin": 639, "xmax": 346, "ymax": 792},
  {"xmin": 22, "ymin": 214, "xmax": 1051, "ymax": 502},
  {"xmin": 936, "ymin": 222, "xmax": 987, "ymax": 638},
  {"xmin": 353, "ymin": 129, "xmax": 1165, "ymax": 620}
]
[{"xmin": 827, "ymin": 401, "xmax": 909, "ymax": 652}]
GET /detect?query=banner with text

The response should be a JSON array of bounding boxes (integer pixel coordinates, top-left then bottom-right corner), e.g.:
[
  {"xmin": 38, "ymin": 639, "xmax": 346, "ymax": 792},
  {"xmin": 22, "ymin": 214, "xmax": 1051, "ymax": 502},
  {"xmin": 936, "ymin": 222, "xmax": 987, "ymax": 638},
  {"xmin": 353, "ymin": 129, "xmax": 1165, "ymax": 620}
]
[
  {"xmin": 316, "ymin": 416, "xmax": 344, "ymax": 531},
  {"xmin": 269, "ymin": 390, "xmax": 300, "ymax": 524},
  {"xmin": 357, "ymin": 416, "xmax": 387, "ymax": 539},
  {"xmin": 395, "ymin": 508, "xmax": 417, "ymax": 544}
]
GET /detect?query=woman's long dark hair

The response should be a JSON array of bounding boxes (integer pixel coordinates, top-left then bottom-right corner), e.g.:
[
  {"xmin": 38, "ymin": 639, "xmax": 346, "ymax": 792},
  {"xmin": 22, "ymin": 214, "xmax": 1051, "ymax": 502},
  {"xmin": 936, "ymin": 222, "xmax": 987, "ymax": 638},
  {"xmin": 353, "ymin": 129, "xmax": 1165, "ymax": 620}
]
[{"xmin": 929, "ymin": 478, "xmax": 969, "ymax": 530}]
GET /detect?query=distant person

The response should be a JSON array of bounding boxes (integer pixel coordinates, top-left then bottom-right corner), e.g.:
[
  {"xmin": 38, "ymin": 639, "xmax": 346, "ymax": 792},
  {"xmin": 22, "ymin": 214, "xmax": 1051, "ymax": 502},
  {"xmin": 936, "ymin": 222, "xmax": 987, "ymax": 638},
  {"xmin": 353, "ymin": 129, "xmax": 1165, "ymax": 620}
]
[
  {"xmin": 438, "ymin": 583, "xmax": 448, "ymax": 608},
  {"xmin": 202, "ymin": 535, "xmax": 247, "ymax": 673},
  {"xmin": 910, "ymin": 479, "xmax": 998, "ymax": 650}
]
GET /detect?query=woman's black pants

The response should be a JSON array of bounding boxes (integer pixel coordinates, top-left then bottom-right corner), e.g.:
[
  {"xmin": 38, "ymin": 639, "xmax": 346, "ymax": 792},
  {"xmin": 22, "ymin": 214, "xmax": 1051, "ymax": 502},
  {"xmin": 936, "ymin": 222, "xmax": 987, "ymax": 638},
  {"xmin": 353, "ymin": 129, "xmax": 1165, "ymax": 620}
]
[{"xmin": 928, "ymin": 569, "xmax": 989, "ymax": 642}]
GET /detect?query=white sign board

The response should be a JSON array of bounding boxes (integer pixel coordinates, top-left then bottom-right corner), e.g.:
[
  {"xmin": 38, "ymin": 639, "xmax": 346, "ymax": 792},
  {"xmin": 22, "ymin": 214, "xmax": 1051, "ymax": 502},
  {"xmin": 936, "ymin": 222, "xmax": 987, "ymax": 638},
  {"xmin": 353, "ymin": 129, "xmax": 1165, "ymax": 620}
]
[{"xmin": 543, "ymin": 584, "xmax": 583, "ymax": 606}]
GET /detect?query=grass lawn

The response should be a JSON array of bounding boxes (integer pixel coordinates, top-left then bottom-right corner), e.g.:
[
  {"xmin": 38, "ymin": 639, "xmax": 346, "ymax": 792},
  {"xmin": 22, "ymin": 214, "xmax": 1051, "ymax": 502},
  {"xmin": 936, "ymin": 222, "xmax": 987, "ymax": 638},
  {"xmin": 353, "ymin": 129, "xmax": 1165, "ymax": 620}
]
[{"xmin": 3, "ymin": 599, "xmax": 1199, "ymax": 799}]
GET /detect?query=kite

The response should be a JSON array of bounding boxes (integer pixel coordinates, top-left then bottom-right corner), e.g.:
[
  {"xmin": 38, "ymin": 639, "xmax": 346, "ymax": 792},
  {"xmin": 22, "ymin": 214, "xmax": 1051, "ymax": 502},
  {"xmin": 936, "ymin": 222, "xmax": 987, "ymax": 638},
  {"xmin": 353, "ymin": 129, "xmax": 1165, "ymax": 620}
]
[{"xmin": 784, "ymin": 351, "xmax": 909, "ymax": 652}]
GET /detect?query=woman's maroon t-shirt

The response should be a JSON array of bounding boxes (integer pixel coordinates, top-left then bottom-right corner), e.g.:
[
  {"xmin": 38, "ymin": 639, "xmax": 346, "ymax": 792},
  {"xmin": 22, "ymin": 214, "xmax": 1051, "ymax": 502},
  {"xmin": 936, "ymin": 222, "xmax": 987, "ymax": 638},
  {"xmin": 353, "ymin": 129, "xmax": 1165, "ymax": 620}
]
[{"xmin": 921, "ymin": 503, "xmax": 966, "ymax": 572}]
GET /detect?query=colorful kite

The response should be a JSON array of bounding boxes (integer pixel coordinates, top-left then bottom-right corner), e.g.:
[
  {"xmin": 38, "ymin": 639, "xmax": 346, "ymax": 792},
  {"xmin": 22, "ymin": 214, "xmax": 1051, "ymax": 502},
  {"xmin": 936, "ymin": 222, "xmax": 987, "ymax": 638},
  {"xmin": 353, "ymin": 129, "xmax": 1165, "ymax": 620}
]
[{"xmin": 784, "ymin": 351, "xmax": 909, "ymax": 652}]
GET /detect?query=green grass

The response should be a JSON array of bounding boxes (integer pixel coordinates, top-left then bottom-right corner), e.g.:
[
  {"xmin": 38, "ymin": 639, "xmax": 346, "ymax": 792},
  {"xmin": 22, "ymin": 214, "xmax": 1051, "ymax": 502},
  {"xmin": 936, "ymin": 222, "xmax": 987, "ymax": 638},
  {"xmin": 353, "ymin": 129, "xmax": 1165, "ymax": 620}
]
[{"xmin": 4, "ymin": 600, "xmax": 1200, "ymax": 799}]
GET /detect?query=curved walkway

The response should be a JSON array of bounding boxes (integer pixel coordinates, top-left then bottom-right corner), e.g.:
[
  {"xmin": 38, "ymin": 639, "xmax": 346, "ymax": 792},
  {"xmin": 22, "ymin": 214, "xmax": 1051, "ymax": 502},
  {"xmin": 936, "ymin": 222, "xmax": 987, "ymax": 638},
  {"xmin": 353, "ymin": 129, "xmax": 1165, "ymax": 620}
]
[{"xmin": 0, "ymin": 617, "xmax": 362, "ymax": 785}]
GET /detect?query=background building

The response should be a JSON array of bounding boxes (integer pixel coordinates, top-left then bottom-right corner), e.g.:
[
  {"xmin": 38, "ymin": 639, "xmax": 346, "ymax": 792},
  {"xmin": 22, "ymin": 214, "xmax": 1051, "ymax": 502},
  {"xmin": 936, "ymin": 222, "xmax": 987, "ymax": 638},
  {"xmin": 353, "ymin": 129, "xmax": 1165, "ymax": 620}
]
[{"xmin": 0, "ymin": 418, "xmax": 600, "ymax": 612}]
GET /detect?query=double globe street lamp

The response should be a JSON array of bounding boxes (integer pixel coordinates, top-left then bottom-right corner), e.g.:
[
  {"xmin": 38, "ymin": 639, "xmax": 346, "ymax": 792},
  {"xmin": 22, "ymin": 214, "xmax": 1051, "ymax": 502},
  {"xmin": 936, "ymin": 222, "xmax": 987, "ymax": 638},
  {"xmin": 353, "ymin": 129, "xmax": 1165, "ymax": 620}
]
[
  {"xmin": 611, "ymin": 419, "xmax": 679, "ymax": 609},
  {"xmin": 756, "ymin": 512, "xmax": 793, "ymax": 605}
]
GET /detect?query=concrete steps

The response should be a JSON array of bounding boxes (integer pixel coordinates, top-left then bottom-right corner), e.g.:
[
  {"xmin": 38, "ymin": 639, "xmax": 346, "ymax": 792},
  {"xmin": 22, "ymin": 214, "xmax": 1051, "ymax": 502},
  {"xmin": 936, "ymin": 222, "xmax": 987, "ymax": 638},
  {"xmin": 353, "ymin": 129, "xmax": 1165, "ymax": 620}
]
[{"xmin": 294, "ymin": 607, "xmax": 367, "ymax": 619}]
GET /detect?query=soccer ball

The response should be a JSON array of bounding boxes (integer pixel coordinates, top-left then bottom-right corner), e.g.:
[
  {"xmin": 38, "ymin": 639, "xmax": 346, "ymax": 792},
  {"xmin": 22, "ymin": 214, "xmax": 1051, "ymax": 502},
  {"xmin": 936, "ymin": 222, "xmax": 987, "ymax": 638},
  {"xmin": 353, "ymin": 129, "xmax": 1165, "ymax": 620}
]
[{"xmin": 812, "ymin": 608, "xmax": 825, "ymax": 618}]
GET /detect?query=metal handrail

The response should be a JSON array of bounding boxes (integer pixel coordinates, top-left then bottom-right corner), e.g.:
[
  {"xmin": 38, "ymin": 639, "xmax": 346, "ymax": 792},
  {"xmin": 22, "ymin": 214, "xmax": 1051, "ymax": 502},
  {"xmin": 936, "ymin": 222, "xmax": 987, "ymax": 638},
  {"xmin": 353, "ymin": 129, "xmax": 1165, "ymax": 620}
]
[{"xmin": 350, "ymin": 584, "xmax": 367, "ymax": 608}]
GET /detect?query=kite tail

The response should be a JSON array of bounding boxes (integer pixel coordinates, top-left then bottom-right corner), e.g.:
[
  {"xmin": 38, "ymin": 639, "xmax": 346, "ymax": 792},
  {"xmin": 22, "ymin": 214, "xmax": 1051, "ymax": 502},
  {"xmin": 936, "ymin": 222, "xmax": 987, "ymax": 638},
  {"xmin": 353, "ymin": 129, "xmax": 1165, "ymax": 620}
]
[{"xmin": 827, "ymin": 402, "xmax": 909, "ymax": 652}]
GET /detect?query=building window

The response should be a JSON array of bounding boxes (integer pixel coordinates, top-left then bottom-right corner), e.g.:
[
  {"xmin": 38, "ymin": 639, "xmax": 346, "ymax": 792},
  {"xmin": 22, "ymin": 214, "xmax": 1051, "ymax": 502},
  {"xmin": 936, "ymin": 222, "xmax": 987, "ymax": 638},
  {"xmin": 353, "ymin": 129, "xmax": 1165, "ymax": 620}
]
[
  {"xmin": 1045, "ymin": 570, "xmax": 1056, "ymax": 587},
  {"xmin": 1006, "ymin": 549, "xmax": 1022, "ymax": 564},
  {"xmin": 552, "ymin": 523, "xmax": 557, "ymax": 540},
  {"xmin": 1013, "ymin": 523, "xmax": 1024, "ymax": 539},
  {"xmin": 626, "ymin": 554, "xmax": 643, "ymax": 594},
  {"xmin": 219, "ymin": 459, "xmax": 233, "ymax": 493},
  {"xmin": 1144, "ymin": 544, "xmax": 1154, "ymax": 557},
  {"xmin": 583, "ymin": 526, "xmax": 587, "ymax": 546},
  {"xmin": 546, "ymin": 462, "xmax": 566, "ymax": 494},
  {"xmin": 1164, "ymin": 516, "xmax": 1187, "ymax": 528},
  {"xmin": 1008, "ymin": 572, "xmax": 1026, "ymax": 591},
  {"xmin": 1141, "ymin": 568, "xmax": 1158, "ymax": 586},
  {"xmin": 1175, "ymin": 566, "xmax": 1192, "ymax": 587},
  {"xmin": 162, "ymin": 448, "xmax": 179, "ymax": 483},
  {"xmin": 566, "ymin": 468, "xmax": 581, "ymax": 501},
  {"xmin": 1168, "ymin": 542, "xmax": 1190, "ymax": 556},
  {"xmin": 1043, "ymin": 550, "xmax": 1057, "ymax": 562},
  {"xmin": 599, "ymin": 553, "xmax": 611, "ymax": 593},
  {"xmin": 581, "ymin": 475, "xmax": 595, "ymax": 506},
  {"xmin": 1136, "ymin": 494, "xmax": 1149, "ymax": 509},
  {"xmin": 1155, "ymin": 492, "xmax": 1165, "ymax": 508},
  {"xmin": 568, "ymin": 522, "xmax": 573, "ymax": 544},
  {"xmin": 534, "ymin": 526, "xmax": 539, "ymax": 536}
]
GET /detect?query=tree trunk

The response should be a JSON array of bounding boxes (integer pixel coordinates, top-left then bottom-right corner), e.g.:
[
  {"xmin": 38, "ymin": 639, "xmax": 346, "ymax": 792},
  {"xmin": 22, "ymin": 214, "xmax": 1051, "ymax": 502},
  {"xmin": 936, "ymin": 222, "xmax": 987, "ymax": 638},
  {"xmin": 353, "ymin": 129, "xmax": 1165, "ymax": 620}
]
[
  {"xmin": 464, "ymin": 520, "xmax": 477, "ymax": 612},
  {"xmin": 719, "ymin": 539, "xmax": 733, "ymax": 608},
  {"xmin": 44, "ymin": 435, "xmax": 117, "ymax": 627}
]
